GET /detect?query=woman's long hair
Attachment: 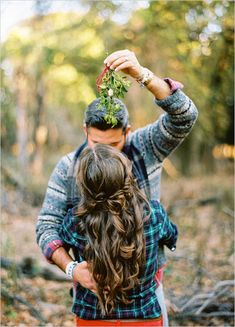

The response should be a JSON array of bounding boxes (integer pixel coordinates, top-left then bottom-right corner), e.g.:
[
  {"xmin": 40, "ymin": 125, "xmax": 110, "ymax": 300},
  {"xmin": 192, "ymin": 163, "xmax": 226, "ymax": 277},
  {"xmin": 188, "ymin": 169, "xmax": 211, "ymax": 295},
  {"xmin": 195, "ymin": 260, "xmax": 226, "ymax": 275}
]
[{"xmin": 75, "ymin": 144, "xmax": 150, "ymax": 315}]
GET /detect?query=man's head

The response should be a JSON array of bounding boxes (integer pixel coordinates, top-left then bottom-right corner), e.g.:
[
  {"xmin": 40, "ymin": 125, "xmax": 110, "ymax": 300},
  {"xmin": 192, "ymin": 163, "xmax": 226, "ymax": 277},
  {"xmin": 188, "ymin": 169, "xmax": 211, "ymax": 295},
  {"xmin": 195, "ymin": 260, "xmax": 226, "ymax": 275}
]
[{"xmin": 83, "ymin": 98, "xmax": 131, "ymax": 151}]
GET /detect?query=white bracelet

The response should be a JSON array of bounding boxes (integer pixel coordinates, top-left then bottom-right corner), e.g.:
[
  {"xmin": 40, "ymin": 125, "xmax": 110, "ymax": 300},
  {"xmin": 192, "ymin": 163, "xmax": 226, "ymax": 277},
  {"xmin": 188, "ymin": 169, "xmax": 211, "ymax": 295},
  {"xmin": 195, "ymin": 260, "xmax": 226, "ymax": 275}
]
[
  {"xmin": 65, "ymin": 261, "xmax": 78, "ymax": 279},
  {"xmin": 136, "ymin": 67, "xmax": 154, "ymax": 87}
]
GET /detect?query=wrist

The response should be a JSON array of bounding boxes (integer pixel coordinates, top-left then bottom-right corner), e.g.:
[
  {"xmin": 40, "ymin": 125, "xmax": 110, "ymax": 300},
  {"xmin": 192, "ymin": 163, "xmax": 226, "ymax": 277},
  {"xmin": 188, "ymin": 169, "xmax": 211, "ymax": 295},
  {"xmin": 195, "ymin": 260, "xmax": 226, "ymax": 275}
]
[
  {"xmin": 136, "ymin": 67, "xmax": 154, "ymax": 87},
  {"xmin": 65, "ymin": 261, "xmax": 78, "ymax": 279}
]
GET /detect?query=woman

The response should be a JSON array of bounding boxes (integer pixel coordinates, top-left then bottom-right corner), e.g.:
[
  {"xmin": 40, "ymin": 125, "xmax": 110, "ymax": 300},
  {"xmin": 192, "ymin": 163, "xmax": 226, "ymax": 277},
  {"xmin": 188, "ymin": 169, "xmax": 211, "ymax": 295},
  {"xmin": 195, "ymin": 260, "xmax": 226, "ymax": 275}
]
[{"xmin": 59, "ymin": 144, "xmax": 178, "ymax": 326}]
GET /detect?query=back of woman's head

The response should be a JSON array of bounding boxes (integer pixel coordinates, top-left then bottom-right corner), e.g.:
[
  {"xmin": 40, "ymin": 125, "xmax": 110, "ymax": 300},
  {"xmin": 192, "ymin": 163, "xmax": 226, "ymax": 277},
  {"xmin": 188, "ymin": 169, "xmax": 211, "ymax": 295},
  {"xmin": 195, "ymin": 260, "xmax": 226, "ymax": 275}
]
[
  {"xmin": 76, "ymin": 144, "xmax": 149, "ymax": 315},
  {"xmin": 77, "ymin": 144, "xmax": 134, "ymax": 213}
]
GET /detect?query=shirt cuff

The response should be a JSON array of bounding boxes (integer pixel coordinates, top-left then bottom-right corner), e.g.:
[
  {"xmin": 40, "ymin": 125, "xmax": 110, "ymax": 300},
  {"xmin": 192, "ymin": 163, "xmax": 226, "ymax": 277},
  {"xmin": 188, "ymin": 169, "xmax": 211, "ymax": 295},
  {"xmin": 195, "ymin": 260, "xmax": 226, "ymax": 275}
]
[
  {"xmin": 164, "ymin": 78, "xmax": 184, "ymax": 94},
  {"xmin": 43, "ymin": 239, "xmax": 64, "ymax": 263}
]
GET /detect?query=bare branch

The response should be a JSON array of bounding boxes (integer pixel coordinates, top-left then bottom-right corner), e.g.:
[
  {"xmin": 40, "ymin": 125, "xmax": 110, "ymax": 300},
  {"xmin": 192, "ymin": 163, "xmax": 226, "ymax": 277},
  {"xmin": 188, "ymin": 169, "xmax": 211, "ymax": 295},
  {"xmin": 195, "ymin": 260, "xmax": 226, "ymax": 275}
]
[{"xmin": 1, "ymin": 288, "xmax": 46, "ymax": 324}]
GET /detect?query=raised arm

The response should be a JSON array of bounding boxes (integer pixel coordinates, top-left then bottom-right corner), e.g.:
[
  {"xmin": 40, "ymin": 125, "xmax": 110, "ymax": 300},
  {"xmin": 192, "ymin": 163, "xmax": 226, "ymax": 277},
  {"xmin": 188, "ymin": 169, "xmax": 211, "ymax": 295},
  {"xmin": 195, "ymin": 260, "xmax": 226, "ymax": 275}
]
[
  {"xmin": 131, "ymin": 89, "xmax": 198, "ymax": 165},
  {"xmin": 104, "ymin": 49, "xmax": 171, "ymax": 100},
  {"xmin": 104, "ymin": 49, "xmax": 198, "ymax": 162}
]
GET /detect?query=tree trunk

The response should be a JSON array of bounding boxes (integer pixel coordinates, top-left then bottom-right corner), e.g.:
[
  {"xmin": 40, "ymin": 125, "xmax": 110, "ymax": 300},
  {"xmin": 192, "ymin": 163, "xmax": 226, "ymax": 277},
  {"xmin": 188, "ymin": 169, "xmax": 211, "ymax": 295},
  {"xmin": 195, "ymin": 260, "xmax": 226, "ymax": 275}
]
[{"xmin": 15, "ymin": 71, "xmax": 28, "ymax": 173}]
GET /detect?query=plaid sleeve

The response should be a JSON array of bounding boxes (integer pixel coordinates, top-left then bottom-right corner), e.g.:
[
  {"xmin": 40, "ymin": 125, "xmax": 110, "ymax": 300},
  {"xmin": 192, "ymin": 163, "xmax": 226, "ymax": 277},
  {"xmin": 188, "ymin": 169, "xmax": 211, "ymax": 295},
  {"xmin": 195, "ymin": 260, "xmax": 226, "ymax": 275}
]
[
  {"xmin": 59, "ymin": 209, "xmax": 80, "ymax": 248},
  {"xmin": 43, "ymin": 239, "xmax": 64, "ymax": 262},
  {"xmin": 150, "ymin": 200, "xmax": 178, "ymax": 250}
]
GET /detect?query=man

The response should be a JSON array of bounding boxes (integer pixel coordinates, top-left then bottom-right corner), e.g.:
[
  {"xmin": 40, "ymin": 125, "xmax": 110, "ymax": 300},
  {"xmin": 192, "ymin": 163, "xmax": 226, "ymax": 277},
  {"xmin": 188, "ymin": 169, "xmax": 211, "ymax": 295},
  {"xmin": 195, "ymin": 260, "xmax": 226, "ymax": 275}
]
[{"xmin": 36, "ymin": 49, "xmax": 198, "ymax": 325}]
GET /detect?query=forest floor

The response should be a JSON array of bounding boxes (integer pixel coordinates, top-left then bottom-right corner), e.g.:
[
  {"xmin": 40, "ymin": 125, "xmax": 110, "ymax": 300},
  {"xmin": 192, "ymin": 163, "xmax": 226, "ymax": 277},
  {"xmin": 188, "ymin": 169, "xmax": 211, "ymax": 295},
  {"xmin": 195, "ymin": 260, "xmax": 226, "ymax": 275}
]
[{"xmin": 1, "ymin": 170, "xmax": 234, "ymax": 327}]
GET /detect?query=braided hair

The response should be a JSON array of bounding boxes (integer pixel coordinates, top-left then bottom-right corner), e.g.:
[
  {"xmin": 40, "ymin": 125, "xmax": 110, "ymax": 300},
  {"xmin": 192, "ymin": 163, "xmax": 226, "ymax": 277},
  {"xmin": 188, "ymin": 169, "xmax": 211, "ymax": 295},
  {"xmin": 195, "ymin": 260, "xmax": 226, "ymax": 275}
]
[{"xmin": 75, "ymin": 144, "xmax": 150, "ymax": 315}]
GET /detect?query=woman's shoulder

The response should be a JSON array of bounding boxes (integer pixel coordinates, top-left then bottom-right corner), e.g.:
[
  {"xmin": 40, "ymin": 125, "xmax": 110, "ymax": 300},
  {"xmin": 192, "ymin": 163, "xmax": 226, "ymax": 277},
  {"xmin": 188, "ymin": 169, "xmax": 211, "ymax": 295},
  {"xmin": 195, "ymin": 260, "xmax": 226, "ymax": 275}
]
[
  {"xmin": 148, "ymin": 200, "xmax": 167, "ymax": 225},
  {"xmin": 63, "ymin": 207, "xmax": 84, "ymax": 235},
  {"xmin": 61, "ymin": 208, "xmax": 87, "ymax": 242},
  {"xmin": 149, "ymin": 199, "xmax": 163, "ymax": 213}
]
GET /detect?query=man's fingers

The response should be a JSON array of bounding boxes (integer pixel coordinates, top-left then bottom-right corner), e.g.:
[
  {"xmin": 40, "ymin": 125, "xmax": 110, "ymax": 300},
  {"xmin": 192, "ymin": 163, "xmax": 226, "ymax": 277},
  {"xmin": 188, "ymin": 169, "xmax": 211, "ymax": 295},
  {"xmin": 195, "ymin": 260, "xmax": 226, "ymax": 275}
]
[
  {"xmin": 91, "ymin": 288, "xmax": 97, "ymax": 294},
  {"xmin": 104, "ymin": 49, "xmax": 132, "ymax": 66},
  {"xmin": 79, "ymin": 261, "xmax": 88, "ymax": 268},
  {"xmin": 109, "ymin": 57, "xmax": 129, "ymax": 70},
  {"xmin": 75, "ymin": 261, "xmax": 98, "ymax": 293},
  {"xmin": 114, "ymin": 62, "xmax": 135, "ymax": 72}
]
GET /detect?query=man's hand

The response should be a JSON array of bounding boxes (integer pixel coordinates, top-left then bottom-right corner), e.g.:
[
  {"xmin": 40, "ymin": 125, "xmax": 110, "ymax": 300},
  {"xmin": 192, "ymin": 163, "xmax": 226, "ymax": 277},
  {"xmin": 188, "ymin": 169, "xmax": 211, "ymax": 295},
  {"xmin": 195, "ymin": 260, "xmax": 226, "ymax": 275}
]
[
  {"xmin": 51, "ymin": 247, "xmax": 97, "ymax": 293},
  {"xmin": 104, "ymin": 49, "xmax": 171, "ymax": 100},
  {"xmin": 73, "ymin": 261, "xmax": 97, "ymax": 294},
  {"xmin": 104, "ymin": 49, "xmax": 142, "ymax": 79}
]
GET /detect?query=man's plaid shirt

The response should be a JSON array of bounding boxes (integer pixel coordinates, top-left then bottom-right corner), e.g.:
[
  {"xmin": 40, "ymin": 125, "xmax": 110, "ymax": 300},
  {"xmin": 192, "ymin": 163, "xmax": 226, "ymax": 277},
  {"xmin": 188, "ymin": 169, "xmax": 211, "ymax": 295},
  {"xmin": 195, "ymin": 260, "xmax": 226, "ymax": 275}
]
[{"xmin": 59, "ymin": 200, "xmax": 178, "ymax": 319}]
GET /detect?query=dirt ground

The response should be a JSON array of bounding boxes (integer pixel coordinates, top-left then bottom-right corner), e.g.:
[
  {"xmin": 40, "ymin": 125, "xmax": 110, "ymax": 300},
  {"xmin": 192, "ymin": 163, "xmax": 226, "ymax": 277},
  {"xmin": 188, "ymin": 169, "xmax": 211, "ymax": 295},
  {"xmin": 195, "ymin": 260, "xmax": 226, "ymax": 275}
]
[{"xmin": 1, "ymin": 171, "xmax": 234, "ymax": 326}]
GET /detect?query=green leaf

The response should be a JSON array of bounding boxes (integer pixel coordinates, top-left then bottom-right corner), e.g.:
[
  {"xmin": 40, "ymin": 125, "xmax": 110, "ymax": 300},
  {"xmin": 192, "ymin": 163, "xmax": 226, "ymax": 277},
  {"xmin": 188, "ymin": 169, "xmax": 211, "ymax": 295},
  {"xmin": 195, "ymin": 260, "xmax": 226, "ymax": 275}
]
[{"xmin": 97, "ymin": 68, "xmax": 131, "ymax": 127}]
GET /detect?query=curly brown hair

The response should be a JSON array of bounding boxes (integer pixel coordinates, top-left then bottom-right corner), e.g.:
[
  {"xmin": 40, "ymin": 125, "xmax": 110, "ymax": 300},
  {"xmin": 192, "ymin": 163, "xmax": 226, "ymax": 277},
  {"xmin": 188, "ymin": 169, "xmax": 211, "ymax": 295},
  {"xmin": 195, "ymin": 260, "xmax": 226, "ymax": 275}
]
[{"xmin": 75, "ymin": 144, "xmax": 150, "ymax": 315}]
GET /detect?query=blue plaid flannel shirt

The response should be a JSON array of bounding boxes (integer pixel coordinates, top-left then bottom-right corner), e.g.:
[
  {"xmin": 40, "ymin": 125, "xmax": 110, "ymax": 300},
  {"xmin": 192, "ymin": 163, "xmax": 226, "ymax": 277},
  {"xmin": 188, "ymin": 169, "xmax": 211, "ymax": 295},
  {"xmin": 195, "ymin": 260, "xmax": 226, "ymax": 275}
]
[{"xmin": 59, "ymin": 200, "xmax": 178, "ymax": 320}]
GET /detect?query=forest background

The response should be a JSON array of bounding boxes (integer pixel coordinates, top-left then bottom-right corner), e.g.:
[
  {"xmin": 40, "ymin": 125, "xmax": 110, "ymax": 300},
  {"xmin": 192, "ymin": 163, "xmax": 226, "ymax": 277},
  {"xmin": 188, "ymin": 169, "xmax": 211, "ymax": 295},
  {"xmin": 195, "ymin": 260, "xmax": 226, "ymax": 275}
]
[{"xmin": 1, "ymin": 0, "xmax": 234, "ymax": 326}]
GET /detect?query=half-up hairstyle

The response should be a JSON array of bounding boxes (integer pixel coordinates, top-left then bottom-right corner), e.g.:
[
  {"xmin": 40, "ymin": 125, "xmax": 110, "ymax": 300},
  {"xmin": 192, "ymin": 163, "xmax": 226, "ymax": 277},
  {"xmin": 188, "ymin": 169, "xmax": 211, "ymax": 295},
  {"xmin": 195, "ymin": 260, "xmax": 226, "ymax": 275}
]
[{"xmin": 75, "ymin": 144, "xmax": 150, "ymax": 315}]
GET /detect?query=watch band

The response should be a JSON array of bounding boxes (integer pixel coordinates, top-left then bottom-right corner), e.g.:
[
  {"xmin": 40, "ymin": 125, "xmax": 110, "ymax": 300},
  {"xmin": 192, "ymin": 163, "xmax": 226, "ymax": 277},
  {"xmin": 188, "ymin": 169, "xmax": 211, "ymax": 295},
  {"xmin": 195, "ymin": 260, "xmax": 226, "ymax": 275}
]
[
  {"xmin": 65, "ymin": 261, "xmax": 78, "ymax": 279},
  {"xmin": 136, "ymin": 67, "xmax": 154, "ymax": 87}
]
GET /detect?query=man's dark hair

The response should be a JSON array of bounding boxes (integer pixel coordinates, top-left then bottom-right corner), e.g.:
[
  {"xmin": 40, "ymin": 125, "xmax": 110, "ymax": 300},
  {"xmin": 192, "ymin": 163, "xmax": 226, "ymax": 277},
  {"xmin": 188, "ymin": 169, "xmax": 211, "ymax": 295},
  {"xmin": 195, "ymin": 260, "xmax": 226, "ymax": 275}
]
[{"xmin": 84, "ymin": 98, "xmax": 129, "ymax": 131}]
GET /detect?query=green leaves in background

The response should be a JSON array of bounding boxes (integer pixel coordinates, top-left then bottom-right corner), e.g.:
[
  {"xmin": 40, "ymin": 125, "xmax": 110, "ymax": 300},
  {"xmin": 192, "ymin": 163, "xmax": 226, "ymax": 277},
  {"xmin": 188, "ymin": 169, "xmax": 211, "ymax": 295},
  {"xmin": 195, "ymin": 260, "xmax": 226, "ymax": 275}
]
[{"xmin": 1, "ymin": 0, "xmax": 234, "ymax": 177}]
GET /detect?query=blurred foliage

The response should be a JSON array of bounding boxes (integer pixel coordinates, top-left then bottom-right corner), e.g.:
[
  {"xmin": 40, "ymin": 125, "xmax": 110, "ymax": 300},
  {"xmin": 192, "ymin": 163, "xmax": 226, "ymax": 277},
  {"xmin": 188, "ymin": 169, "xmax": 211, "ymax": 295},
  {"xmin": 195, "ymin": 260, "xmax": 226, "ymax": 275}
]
[{"xmin": 1, "ymin": 0, "xmax": 234, "ymax": 193}]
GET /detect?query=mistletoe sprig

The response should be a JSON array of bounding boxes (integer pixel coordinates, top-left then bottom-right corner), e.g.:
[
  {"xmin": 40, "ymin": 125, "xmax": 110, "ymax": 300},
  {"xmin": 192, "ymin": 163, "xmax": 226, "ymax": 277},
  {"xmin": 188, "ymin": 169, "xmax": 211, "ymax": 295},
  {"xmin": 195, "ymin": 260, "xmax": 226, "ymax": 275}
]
[{"xmin": 97, "ymin": 68, "xmax": 131, "ymax": 127}]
